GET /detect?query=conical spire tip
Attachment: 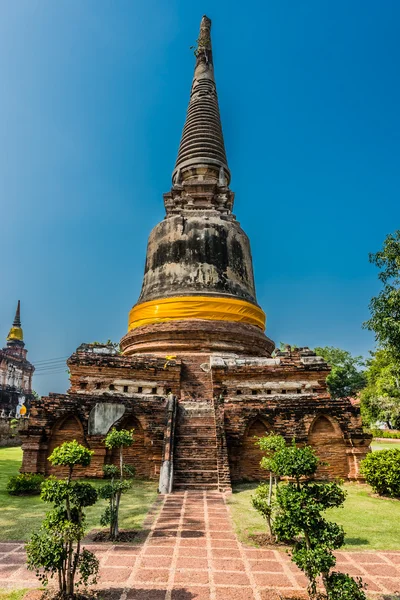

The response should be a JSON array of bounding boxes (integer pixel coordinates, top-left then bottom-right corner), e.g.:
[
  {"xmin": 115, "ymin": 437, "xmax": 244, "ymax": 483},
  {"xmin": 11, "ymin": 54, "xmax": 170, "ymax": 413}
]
[
  {"xmin": 13, "ymin": 300, "xmax": 21, "ymax": 327},
  {"xmin": 171, "ymin": 14, "xmax": 230, "ymax": 188},
  {"xmin": 7, "ymin": 300, "xmax": 24, "ymax": 344}
]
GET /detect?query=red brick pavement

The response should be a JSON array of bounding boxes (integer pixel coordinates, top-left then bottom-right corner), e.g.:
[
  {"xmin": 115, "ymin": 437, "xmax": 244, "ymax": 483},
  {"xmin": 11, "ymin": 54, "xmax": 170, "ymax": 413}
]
[{"xmin": 0, "ymin": 492, "xmax": 399, "ymax": 599}]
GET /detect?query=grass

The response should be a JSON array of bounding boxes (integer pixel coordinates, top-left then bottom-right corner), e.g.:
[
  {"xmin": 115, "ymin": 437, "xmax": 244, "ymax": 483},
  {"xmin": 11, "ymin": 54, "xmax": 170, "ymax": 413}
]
[
  {"xmin": 0, "ymin": 591, "xmax": 28, "ymax": 600},
  {"xmin": 0, "ymin": 446, "xmax": 158, "ymax": 541},
  {"xmin": 228, "ymin": 481, "xmax": 400, "ymax": 551},
  {"xmin": 371, "ymin": 440, "xmax": 400, "ymax": 451}
]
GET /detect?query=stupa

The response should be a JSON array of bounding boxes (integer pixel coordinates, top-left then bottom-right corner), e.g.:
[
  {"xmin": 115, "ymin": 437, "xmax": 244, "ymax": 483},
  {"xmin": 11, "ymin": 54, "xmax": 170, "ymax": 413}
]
[
  {"xmin": 21, "ymin": 17, "xmax": 370, "ymax": 490},
  {"xmin": 0, "ymin": 301, "xmax": 35, "ymax": 418}
]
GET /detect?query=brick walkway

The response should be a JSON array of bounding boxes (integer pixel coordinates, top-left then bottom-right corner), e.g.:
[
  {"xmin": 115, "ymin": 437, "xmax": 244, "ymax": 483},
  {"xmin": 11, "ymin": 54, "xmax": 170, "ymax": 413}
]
[{"xmin": 0, "ymin": 492, "xmax": 399, "ymax": 599}]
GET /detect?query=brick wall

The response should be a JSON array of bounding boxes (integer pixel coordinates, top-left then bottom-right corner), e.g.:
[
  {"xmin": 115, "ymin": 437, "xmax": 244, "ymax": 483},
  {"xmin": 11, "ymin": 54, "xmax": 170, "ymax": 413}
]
[
  {"xmin": 21, "ymin": 346, "xmax": 371, "ymax": 485},
  {"xmin": 21, "ymin": 391, "xmax": 169, "ymax": 479},
  {"xmin": 211, "ymin": 350, "xmax": 371, "ymax": 482}
]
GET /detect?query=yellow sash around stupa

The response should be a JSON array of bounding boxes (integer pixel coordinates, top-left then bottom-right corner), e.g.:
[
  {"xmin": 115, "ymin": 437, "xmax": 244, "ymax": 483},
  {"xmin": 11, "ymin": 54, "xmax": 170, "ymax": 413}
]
[{"xmin": 128, "ymin": 296, "xmax": 266, "ymax": 331}]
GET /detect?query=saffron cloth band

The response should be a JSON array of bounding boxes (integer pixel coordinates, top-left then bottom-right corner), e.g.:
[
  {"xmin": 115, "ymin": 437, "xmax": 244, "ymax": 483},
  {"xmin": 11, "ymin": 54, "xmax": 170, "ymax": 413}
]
[{"xmin": 128, "ymin": 296, "xmax": 266, "ymax": 331}]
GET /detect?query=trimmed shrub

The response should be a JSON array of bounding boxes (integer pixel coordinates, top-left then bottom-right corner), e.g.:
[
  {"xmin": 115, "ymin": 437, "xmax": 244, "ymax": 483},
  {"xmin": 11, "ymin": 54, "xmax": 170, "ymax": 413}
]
[
  {"xmin": 256, "ymin": 437, "xmax": 367, "ymax": 599},
  {"xmin": 361, "ymin": 448, "xmax": 400, "ymax": 497},
  {"xmin": 366, "ymin": 428, "xmax": 400, "ymax": 439},
  {"xmin": 7, "ymin": 473, "xmax": 45, "ymax": 496},
  {"xmin": 26, "ymin": 440, "xmax": 98, "ymax": 596}
]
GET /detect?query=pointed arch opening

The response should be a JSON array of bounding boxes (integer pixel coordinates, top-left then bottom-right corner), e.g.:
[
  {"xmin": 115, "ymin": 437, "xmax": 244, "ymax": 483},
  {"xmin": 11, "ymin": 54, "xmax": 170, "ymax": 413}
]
[
  {"xmin": 239, "ymin": 417, "xmax": 271, "ymax": 481},
  {"xmin": 46, "ymin": 414, "xmax": 86, "ymax": 477},
  {"xmin": 308, "ymin": 415, "xmax": 348, "ymax": 479},
  {"xmin": 107, "ymin": 415, "xmax": 153, "ymax": 479}
]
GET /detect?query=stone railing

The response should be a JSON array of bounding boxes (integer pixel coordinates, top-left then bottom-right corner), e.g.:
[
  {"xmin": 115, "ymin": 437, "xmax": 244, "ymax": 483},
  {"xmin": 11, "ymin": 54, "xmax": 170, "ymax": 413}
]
[
  {"xmin": 214, "ymin": 395, "xmax": 232, "ymax": 493},
  {"xmin": 158, "ymin": 395, "xmax": 177, "ymax": 494}
]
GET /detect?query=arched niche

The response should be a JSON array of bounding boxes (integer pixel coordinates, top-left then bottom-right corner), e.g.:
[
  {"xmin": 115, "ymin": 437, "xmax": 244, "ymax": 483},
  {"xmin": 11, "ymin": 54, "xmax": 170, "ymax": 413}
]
[
  {"xmin": 308, "ymin": 415, "xmax": 348, "ymax": 480},
  {"xmin": 108, "ymin": 415, "xmax": 152, "ymax": 479},
  {"xmin": 46, "ymin": 414, "xmax": 86, "ymax": 477},
  {"xmin": 239, "ymin": 417, "xmax": 271, "ymax": 481}
]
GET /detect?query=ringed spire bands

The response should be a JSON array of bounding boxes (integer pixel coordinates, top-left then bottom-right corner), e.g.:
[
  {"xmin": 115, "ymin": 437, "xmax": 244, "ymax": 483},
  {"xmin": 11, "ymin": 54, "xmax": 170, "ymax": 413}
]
[{"xmin": 172, "ymin": 15, "xmax": 230, "ymax": 186}]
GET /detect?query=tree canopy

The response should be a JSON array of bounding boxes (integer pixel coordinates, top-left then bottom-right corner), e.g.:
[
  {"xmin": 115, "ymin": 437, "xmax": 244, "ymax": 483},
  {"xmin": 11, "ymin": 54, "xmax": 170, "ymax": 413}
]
[
  {"xmin": 361, "ymin": 230, "xmax": 400, "ymax": 429},
  {"xmin": 364, "ymin": 230, "xmax": 400, "ymax": 359},
  {"xmin": 314, "ymin": 346, "xmax": 366, "ymax": 400},
  {"xmin": 361, "ymin": 349, "xmax": 400, "ymax": 429}
]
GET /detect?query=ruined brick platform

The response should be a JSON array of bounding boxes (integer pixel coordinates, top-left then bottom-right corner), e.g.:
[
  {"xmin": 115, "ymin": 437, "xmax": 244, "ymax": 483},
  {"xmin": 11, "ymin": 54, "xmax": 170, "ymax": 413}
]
[
  {"xmin": 1, "ymin": 492, "xmax": 399, "ymax": 599},
  {"xmin": 21, "ymin": 344, "xmax": 371, "ymax": 489}
]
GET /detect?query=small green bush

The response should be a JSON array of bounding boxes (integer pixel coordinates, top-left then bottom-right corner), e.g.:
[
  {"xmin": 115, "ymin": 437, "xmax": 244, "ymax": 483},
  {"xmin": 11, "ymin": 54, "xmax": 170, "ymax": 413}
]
[
  {"xmin": 7, "ymin": 473, "xmax": 45, "ymax": 496},
  {"xmin": 361, "ymin": 448, "xmax": 400, "ymax": 497},
  {"xmin": 325, "ymin": 572, "xmax": 367, "ymax": 600},
  {"xmin": 366, "ymin": 428, "xmax": 400, "ymax": 439}
]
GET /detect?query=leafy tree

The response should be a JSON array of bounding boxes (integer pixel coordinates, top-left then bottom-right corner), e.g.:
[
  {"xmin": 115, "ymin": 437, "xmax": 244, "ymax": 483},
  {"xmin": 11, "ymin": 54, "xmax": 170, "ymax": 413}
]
[
  {"xmin": 314, "ymin": 346, "xmax": 366, "ymax": 400},
  {"xmin": 360, "ymin": 232, "xmax": 400, "ymax": 428},
  {"xmin": 252, "ymin": 484, "xmax": 275, "ymax": 538},
  {"xmin": 26, "ymin": 440, "xmax": 99, "ymax": 597},
  {"xmin": 261, "ymin": 437, "xmax": 367, "ymax": 600},
  {"xmin": 361, "ymin": 349, "xmax": 400, "ymax": 429},
  {"xmin": 364, "ymin": 230, "xmax": 400, "ymax": 359},
  {"xmin": 99, "ymin": 428, "xmax": 134, "ymax": 540},
  {"xmin": 252, "ymin": 435, "xmax": 286, "ymax": 536}
]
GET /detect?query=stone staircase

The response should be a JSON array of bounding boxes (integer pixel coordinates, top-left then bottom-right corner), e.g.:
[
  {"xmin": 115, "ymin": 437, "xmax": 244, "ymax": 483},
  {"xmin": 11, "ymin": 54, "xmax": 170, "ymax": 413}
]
[
  {"xmin": 173, "ymin": 401, "xmax": 219, "ymax": 490},
  {"xmin": 179, "ymin": 355, "xmax": 213, "ymax": 401}
]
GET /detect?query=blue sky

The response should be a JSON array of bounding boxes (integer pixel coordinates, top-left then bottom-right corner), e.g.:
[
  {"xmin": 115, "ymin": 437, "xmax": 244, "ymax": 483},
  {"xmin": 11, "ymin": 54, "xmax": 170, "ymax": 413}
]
[{"xmin": 1, "ymin": 1, "xmax": 399, "ymax": 395}]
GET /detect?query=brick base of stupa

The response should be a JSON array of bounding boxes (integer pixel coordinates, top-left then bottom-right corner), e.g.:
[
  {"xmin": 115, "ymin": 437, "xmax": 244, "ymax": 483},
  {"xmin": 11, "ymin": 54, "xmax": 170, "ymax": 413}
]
[{"xmin": 21, "ymin": 327, "xmax": 371, "ymax": 491}]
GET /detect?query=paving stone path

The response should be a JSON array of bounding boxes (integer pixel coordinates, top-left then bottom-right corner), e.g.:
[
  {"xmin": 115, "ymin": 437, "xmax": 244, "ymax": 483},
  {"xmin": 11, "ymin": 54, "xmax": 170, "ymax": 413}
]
[{"xmin": 0, "ymin": 492, "xmax": 399, "ymax": 599}]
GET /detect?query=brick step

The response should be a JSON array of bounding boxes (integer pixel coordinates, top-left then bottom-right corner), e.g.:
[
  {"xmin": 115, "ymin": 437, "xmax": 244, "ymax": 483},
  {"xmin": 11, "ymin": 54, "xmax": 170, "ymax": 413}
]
[
  {"xmin": 174, "ymin": 470, "xmax": 219, "ymax": 484},
  {"xmin": 173, "ymin": 483, "xmax": 219, "ymax": 490},
  {"xmin": 174, "ymin": 467, "xmax": 218, "ymax": 476},
  {"xmin": 175, "ymin": 438, "xmax": 217, "ymax": 447},
  {"xmin": 175, "ymin": 458, "xmax": 218, "ymax": 470},
  {"xmin": 174, "ymin": 475, "xmax": 219, "ymax": 485},
  {"xmin": 178, "ymin": 417, "xmax": 215, "ymax": 425},
  {"xmin": 178, "ymin": 402, "xmax": 213, "ymax": 410},
  {"xmin": 176, "ymin": 426, "xmax": 216, "ymax": 436},
  {"xmin": 174, "ymin": 447, "xmax": 217, "ymax": 459},
  {"xmin": 179, "ymin": 410, "xmax": 214, "ymax": 418},
  {"xmin": 176, "ymin": 427, "xmax": 216, "ymax": 440}
]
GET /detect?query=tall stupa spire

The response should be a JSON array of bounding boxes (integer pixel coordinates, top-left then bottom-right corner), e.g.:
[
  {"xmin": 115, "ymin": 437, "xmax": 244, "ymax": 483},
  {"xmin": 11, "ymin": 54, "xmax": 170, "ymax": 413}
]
[
  {"xmin": 7, "ymin": 300, "xmax": 24, "ymax": 346},
  {"xmin": 172, "ymin": 15, "xmax": 230, "ymax": 186},
  {"xmin": 121, "ymin": 16, "xmax": 273, "ymax": 357}
]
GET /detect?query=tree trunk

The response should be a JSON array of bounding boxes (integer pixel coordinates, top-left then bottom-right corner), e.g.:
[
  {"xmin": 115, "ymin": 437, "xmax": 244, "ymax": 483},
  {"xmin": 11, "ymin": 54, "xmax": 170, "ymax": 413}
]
[
  {"xmin": 114, "ymin": 490, "xmax": 121, "ymax": 538},
  {"xmin": 268, "ymin": 472, "xmax": 273, "ymax": 505},
  {"xmin": 66, "ymin": 540, "xmax": 74, "ymax": 597},
  {"xmin": 322, "ymin": 571, "xmax": 330, "ymax": 597},
  {"xmin": 266, "ymin": 514, "xmax": 273, "ymax": 537}
]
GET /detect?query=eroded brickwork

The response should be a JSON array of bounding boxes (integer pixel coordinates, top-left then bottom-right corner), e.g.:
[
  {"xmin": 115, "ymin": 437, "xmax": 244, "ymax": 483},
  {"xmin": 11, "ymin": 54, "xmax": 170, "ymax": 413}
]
[
  {"xmin": 211, "ymin": 348, "xmax": 370, "ymax": 482},
  {"xmin": 21, "ymin": 346, "xmax": 182, "ymax": 480},
  {"xmin": 22, "ymin": 344, "xmax": 370, "ymax": 488}
]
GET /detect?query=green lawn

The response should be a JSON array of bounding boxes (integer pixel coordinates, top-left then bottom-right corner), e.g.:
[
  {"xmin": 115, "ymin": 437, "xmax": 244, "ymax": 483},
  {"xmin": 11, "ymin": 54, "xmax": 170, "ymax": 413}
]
[
  {"xmin": 0, "ymin": 447, "xmax": 158, "ymax": 541},
  {"xmin": 0, "ymin": 590, "xmax": 28, "ymax": 600},
  {"xmin": 228, "ymin": 482, "xmax": 400, "ymax": 551},
  {"xmin": 371, "ymin": 440, "xmax": 400, "ymax": 451}
]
